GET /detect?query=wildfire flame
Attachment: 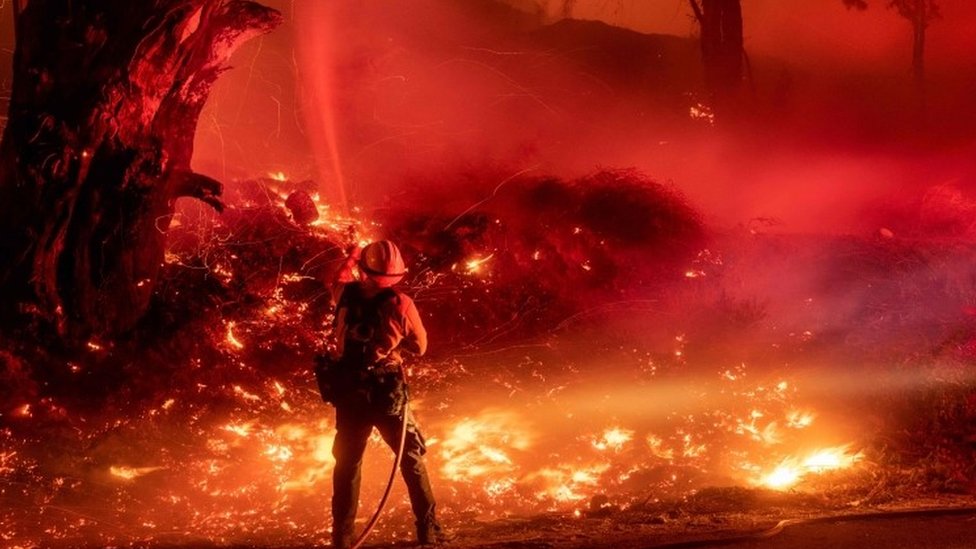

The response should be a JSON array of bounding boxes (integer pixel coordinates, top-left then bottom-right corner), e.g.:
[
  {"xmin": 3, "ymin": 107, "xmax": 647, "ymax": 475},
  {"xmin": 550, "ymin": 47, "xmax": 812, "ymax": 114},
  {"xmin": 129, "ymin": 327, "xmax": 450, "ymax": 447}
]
[
  {"xmin": 462, "ymin": 254, "xmax": 494, "ymax": 275},
  {"xmin": 439, "ymin": 411, "xmax": 532, "ymax": 482},
  {"xmin": 592, "ymin": 427, "xmax": 635, "ymax": 452},
  {"xmin": 110, "ymin": 466, "xmax": 165, "ymax": 481},
  {"xmin": 757, "ymin": 445, "xmax": 863, "ymax": 490},
  {"xmin": 0, "ymin": 175, "xmax": 879, "ymax": 548},
  {"xmin": 225, "ymin": 321, "xmax": 245, "ymax": 350}
]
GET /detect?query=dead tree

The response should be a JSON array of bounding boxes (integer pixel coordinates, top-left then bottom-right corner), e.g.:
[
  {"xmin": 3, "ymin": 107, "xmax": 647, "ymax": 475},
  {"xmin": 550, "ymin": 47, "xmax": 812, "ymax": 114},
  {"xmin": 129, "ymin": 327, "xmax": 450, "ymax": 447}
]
[
  {"xmin": 688, "ymin": 0, "xmax": 744, "ymax": 101},
  {"xmin": 0, "ymin": 1, "xmax": 281, "ymax": 340},
  {"xmin": 843, "ymin": 0, "xmax": 940, "ymax": 96}
]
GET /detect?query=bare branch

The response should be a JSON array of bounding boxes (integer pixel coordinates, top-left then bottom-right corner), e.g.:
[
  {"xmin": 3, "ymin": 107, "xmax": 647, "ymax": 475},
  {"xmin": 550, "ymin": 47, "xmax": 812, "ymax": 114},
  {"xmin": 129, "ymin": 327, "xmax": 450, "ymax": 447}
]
[
  {"xmin": 171, "ymin": 169, "xmax": 225, "ymax": 212},
  {"xmin": 688, "ymin": 0, "xmax": 704, "ymax": 24}
]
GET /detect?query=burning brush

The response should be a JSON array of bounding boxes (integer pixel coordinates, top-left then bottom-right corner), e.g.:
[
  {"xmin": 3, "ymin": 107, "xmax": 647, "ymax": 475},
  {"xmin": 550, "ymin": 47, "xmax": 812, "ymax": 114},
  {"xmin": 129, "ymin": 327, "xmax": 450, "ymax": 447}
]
[{"xmin": 0, "ymin": 169, "xmax": 888, "ymax": 548}]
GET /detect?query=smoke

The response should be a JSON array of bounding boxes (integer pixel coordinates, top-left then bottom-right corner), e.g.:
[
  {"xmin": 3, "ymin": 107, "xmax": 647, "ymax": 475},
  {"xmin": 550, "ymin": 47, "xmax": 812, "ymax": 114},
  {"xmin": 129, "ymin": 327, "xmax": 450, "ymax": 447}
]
[
  {"xmin": 238, "ymin": 0, "xmax": 973, "ymax": 236},
  {"xmin": 194, "ymin": 0, "xmax": 976, "ymax": 500},
  {"xmin": 4, "ymin": 2, "xmax": 976, "ymax": 546}
]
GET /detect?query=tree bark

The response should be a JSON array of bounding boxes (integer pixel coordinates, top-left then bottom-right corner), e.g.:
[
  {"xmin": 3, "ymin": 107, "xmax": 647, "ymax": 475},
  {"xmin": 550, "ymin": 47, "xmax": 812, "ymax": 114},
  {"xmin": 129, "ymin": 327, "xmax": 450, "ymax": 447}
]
[
  {"xmin": 691, "ymin": 0, "xmax": 744, "ymax": 101},
  {"xmin": 0, "ymin": 1, "xmax": 281, "ymax": 340},
  {"xmin": 911, "ymin": 1, "xmax": 927, "ymax": 95}
]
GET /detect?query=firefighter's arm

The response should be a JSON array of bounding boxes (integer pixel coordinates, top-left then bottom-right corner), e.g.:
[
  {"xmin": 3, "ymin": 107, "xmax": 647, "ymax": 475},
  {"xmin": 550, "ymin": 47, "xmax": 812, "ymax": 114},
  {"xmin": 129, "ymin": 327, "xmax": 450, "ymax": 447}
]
[
  {"xmin": 331, "ymin": 305, "xmax": 348, "ymax": 359},
  {"xmin": 371, "ymin": 298, "xmax": 426, "ymax": 363},
  {"xmin": 330, "ymin": 246, "xmax": 361, "ymax": 305},
  {"xmin": 401, "ymin": 300, "xmax": 427, "ymax": 356}
]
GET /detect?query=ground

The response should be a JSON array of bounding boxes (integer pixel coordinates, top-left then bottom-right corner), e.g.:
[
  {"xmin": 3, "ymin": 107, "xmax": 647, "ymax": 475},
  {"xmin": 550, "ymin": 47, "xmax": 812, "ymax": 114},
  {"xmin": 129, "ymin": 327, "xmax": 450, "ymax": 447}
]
[{"xmin": 380, "ymin": 496, "xmax": 976, "ymax": 549}]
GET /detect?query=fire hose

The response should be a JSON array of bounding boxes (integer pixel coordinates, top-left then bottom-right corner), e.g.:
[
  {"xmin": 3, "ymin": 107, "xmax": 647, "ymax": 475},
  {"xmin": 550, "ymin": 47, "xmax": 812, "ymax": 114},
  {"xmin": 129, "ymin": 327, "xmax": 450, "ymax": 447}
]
[{"xmin": 348, "ymin": 365, "xmax": 409, "ymax": 549}]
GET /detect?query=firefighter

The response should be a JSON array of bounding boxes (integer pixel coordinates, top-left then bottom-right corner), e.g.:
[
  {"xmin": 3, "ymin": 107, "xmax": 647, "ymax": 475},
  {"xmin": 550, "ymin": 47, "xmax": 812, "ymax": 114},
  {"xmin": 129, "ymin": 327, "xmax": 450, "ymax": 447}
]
[{"xmin": 327, "ymin": 239, "xmax": 448, "ymax": 548}]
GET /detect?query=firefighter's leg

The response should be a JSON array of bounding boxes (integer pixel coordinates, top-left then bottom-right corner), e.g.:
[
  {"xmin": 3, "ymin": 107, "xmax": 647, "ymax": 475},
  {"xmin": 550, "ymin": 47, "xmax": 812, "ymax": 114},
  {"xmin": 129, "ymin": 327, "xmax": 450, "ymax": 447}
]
[
  {"xmin": 331, "ymin": 404, "xmax": 373, "ymax": 548},
  {"xmin": 376, "ymin": 410, "xmax": 444, "ymax": 543}
]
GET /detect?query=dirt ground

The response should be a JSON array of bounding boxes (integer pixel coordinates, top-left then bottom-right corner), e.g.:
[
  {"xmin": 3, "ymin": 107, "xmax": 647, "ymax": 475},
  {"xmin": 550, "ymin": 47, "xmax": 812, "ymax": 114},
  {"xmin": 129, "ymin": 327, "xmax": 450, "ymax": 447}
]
[
  {"xmin": 248, "ymin": 493, "xmax": 976, "ymax": 549},
  {"xmin": 442, "ymin": 498, "xmax": 976, "ymax": 549}
]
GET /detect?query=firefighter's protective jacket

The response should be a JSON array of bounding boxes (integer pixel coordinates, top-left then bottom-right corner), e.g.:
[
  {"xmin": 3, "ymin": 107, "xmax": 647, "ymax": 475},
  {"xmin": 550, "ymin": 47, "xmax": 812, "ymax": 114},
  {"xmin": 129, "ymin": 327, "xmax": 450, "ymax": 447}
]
[{"xmin": 333, "ymin": 281, "xmax": 427, "ymax": 368}]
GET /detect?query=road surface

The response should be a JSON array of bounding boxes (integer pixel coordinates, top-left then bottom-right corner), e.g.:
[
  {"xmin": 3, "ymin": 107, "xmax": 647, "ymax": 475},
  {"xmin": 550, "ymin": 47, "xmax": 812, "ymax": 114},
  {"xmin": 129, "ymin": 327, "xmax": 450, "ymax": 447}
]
[{"xmin": 667, "ymin": 511, "xmax": 976, "ymax": 549}]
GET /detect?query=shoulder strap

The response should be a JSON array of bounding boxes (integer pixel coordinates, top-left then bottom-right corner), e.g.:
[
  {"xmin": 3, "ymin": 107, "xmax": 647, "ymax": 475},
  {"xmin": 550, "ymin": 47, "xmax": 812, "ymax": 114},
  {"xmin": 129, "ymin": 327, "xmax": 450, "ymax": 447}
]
[{"xmin": 339, "ymin": 284, "xmax": 400, "ymax": 326}]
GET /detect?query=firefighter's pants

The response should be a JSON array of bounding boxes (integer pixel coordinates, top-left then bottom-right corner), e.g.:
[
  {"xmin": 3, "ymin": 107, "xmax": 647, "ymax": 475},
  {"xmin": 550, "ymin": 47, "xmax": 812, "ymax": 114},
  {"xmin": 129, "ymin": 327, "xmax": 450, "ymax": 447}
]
[{"xmin": 331, "ymin": 402, "xmax": 436, "ymax": 541}]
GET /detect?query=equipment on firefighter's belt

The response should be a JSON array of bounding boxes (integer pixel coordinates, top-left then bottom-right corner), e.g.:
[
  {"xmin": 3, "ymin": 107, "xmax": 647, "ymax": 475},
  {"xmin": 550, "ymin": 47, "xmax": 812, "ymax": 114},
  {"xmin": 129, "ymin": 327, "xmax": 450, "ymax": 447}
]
[
  {"xmin": 314, "ymin": 355, "xmax": 408, "ymax": 414},
  {"xmin": 313, "ymin": 354, "xmax": 341, "ymax": 404}
]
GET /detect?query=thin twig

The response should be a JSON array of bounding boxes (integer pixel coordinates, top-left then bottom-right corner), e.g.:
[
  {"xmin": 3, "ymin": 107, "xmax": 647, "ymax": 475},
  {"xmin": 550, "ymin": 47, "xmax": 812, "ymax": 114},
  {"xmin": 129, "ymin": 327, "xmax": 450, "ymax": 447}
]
[{"xmin": 443, "ymin": 165, "xmax": 539, "ymax": 231}]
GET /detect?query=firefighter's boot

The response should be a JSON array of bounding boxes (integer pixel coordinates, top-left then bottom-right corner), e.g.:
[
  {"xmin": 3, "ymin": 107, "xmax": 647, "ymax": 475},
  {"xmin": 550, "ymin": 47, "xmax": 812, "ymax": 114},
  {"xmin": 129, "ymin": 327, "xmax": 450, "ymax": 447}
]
[{"xmin": 417, "ymin": 519, "xmax": 453, "ymax": 546}]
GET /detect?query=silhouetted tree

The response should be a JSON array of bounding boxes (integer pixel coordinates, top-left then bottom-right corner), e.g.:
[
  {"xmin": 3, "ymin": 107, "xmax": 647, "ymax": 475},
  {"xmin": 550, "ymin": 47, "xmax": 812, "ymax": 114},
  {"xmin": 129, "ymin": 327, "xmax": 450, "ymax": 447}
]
[
  {"xmin": 843, "ymin": 0, "xmax": 940, "ymax": 92},
  {"xmin": 688, "ymin": 0, "xmax": 744, "ymax": 100},
  {"xmin": 0, "ymin": 1, "xmax": 281, "ymax": 340},
  {"xmin": 554, "ymin": 0, "xmax": 745, "ymax": 103}
]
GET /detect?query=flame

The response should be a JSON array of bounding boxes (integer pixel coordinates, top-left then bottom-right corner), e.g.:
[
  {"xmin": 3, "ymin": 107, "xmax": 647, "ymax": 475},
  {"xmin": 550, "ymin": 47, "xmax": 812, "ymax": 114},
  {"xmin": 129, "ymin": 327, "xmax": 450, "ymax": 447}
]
[
  {"xmin": 647, "ymin": 435, "xmax": 675, "ymax": 460},
  {"xmin": 803, "ymin": 446, "xmax": 863, "ymax": 472},
  {"xmin": 225, "ymin": 321, "xmax": 245, "ymax": 350},
  {"xmin": 223, "ymin": 422, "xmax": 254, "ymax": 437},
  {"xmin": 268, "ymin": 171, "xmax": 288, "ymax": 181},
  {"xmin": 528, "ymin": 463, "xmax": 609, "ymax": 502},
  {"xmin": 463, "ymin": 253, "xmax": 495, "ymax": 275},
  {"xmin": 757, "ymin": 445, "xmax": 863, "ymax": 490},
  {"xmin": 110, "ymin": 466, "xmax": 164, "ymax": 481},
  {"xmin": 592, "ymin": 427, "xmax": 634, "ymax": 452},
  {"xmin": 439, "ymin": 412, "xmax": 532, "ymax": 482},
  {"xmin": 689, "ymin": 102, "xmax": 715, "ymax": 125},
  {"xmin": 786, "ymin": 410, "xmax": 815, "ymax": 429},
  {"xmin": 761, "ymin": 463, "xmax": 801, "ymax": 490}
]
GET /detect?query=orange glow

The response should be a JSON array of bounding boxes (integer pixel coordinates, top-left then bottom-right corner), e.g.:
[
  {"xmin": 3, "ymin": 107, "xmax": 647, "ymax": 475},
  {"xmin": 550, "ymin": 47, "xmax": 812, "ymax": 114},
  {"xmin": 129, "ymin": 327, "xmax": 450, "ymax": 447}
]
[
  {"xmin": 439, "ymin": 412, "xmax": 532, "ymax": 482},
  {"xmin": 110, "ymin": 466, "xmax": 164, "ymax": 481},
  {"xmin": 757, "ymin": 445, "xmax": 863, "ymax": 490},
  {"xmin": 591, "ymin": 427, "xmax": 634, "ymax": 452},
  {"xmin": 223, "ymin": 422, "xmax": 254, "ymax": 437},
  {"xmin": 529, "ymin": 464, "xmax": 609, "ymax": 502},
  {"xmin": 786, "ymin": 410, "xmax": 815, "ymax": 429},
  {"xmin": 463, "ymin": 254, "xmax": 495, "ymax": 275},
  {"xmin": 225, "ymin": 321, "xmax": 245, "ymax": 350},
  {"xmin": 689, "ymin": 103, "xmax": 715, "ymax": 125}
]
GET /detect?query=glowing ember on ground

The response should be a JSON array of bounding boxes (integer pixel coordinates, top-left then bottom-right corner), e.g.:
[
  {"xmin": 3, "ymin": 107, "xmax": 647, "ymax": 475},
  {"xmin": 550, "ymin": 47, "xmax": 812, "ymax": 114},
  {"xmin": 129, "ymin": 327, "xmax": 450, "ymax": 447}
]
[
  {"xmin": 225, "ymin": 321, "xmax": 245, "ymax": 350},
  {"xmin": 592, "ymin": 427, "xmax": 635, "ymax": 452},
  {"xmin": 439, "ymin": 412, "xmax": 532, "ymax": 482},
  {"xmin": 529, "ymin": 464, "xmax": 609, "ymax": 502}
]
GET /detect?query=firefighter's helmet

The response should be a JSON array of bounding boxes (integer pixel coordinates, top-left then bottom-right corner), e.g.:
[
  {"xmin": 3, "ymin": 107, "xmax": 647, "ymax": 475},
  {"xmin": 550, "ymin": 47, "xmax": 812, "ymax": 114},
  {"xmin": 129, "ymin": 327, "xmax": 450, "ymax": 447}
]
[{"xmin": 358, "ymin": 240, "xmax": 406, "ymax": 287}]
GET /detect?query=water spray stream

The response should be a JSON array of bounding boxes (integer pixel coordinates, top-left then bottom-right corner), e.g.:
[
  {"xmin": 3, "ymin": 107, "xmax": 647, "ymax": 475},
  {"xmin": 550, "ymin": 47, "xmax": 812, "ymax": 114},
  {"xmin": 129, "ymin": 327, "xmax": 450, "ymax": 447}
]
[{"xmin": 295, "ymin": 1, "xmax": 348, "ymax": 210}]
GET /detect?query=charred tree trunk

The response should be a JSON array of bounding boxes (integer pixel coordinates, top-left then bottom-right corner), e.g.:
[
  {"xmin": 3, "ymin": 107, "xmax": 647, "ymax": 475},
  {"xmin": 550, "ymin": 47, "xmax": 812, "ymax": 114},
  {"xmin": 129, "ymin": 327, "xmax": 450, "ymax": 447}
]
[
  {"xmin": 689, "ymin": 0, "xmax": 744, "ymax": 101},
  {"xmin": 910, "ymin": 1, "xmax": 928, "ymax": 99},
  {"xmin": 0, "ymin": 1, "xmax": 280, "ymax": 340}
]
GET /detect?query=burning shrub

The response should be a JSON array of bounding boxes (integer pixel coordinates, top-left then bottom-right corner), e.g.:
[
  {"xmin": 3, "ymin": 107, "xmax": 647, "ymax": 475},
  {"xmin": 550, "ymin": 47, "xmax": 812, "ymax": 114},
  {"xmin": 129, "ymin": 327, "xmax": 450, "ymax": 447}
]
[
  {"xmin": 7, "ymin": 166, "xmax": 976, "ymax": 549},
  {"xmin": 383, "ymin": 168, "xmax": 706, "ymax": 349}
]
